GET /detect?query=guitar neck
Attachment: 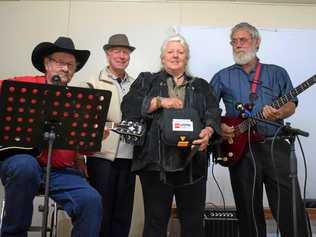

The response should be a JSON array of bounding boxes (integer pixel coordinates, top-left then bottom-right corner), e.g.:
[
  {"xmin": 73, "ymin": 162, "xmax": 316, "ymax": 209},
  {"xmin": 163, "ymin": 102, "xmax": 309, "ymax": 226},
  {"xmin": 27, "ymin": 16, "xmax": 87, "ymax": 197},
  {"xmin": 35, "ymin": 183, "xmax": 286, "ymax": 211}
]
[
  {"xmin": 238, "ymin": 74, "xmax": 316, "ymax": 133},
  {"xmin": 105, "ymin": 121, "xmax": 118, "ymax": 129}
]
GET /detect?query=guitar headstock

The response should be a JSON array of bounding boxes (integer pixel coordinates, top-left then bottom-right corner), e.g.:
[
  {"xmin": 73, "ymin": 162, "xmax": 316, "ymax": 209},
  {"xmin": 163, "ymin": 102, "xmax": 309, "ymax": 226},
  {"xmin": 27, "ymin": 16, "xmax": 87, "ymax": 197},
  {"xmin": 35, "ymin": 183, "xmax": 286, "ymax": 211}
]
[{"xmin": 111, "ymin": 120, "xmax": 145, "ymax": 145}]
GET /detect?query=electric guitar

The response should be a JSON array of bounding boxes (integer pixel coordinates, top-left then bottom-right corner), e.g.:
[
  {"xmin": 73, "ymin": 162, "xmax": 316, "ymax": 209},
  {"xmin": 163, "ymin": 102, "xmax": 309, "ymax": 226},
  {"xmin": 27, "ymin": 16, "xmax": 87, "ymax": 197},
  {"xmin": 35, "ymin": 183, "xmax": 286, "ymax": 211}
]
[
  {"xmin": 214, "ymin": 74, "xmax": 316, "ymax": 167},
  {"xmin": 109, "ymin": 120, "xmax": 145, "ymax": 145},
  {"xmin": 0, "ymin": 120, "xmax": 145, "ymax": 161}
]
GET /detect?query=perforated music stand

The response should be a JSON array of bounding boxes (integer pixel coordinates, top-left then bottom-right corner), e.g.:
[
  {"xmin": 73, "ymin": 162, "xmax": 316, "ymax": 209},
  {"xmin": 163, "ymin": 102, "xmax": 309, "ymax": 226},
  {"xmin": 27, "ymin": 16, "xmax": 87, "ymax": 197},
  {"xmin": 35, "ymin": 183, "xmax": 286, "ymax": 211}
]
[{"xmin": 0, "ymin": 80, "xmax": 112, "ymax": 237}]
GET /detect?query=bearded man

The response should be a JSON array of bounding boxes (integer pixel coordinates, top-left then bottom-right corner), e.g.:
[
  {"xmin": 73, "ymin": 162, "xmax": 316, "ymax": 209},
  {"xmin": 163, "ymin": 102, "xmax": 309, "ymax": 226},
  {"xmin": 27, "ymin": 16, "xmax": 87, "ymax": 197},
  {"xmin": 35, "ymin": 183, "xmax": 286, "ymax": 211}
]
[{"xmin": 210, "ymin": 22, "xmax": 310, "ymax": 237}]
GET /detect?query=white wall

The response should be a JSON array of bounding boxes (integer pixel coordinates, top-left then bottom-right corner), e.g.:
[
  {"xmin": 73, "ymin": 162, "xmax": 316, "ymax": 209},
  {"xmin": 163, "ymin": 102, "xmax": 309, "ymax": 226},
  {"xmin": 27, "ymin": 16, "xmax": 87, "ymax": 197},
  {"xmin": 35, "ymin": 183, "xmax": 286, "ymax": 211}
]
[
  {"xmin": 1, "ymin": 1, "xmax": 316, "ymax": 82},
  {"xmin": 1, "ymin": 1, "xmax": 316, "ymax": 236}
]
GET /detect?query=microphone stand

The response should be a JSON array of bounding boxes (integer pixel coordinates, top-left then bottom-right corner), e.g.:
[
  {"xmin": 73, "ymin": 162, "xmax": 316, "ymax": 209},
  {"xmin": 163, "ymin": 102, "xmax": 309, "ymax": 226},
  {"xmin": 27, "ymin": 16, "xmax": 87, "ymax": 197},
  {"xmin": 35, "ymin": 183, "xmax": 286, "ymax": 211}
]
[
  {"xmin": 41, "ymin": 125, "xmax": 57, "ymax": 237},
  {"xmin": 280, "ymin": 122, "xmax": 309, "ymax": 237},
  {"xmin": 42, "ymin": 76, "xmax": 61, "ymax": 237},
  {"xmin": 245, "ymin": 114, "xmax": 309, "ymax": 237}
]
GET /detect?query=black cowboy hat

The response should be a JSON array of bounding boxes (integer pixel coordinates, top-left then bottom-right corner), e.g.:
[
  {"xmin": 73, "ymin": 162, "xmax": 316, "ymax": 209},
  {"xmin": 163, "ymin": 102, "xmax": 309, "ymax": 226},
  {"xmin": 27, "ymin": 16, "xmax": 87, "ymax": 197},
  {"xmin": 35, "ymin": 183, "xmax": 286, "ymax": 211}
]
[
  {"xmin": 103, "ymin": 34, "xmax": 135, "ymax": 52},
  {"xmin": 31, "ymin": 36, "xmax": 90, "ymax": 73}
]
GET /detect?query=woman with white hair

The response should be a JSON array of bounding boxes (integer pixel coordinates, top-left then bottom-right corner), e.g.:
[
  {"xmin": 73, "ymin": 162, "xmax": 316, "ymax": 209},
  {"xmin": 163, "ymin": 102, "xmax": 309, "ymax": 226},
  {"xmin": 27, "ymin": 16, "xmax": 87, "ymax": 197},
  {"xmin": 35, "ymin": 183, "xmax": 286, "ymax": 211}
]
[{"xmin": 122, "ymin": 35, "xmax": 221, "ymax": 237}]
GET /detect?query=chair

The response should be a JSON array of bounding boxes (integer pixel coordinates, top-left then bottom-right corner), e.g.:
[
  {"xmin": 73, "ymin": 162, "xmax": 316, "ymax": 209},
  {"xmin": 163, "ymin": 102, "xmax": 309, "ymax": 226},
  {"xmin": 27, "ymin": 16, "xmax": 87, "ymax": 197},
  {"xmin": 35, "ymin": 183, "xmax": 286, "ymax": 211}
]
[{"xmin": 0, "ymin": 194, "xmax": 62, "ymax": 237}]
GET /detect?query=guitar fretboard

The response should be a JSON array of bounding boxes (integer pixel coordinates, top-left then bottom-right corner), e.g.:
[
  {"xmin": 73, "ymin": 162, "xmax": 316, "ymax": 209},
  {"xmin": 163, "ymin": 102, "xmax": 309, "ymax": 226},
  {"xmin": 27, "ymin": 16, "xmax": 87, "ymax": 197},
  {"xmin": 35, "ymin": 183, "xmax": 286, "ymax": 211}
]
[{"xmin": 237, "ymin": 75, "xmax": 316, "ymax": 133}]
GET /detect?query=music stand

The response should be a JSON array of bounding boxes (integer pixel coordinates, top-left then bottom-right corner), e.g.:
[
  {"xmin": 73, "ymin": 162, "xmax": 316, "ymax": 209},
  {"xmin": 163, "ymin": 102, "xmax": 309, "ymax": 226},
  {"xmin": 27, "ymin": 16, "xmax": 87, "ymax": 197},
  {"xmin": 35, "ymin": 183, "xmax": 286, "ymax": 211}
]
[
  {"xmin": 241, "ymin": 116, "xmax": 309, "ymax": 237},
  {"xmin": 0, "ymin": 80, "xmax": 112, "ymax": 237}
]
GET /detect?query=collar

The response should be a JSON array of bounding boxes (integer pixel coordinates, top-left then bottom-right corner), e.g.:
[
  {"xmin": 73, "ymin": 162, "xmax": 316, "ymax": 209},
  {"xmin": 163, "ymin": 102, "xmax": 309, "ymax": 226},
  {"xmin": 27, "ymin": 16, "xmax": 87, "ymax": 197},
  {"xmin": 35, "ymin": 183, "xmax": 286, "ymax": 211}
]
[
  {"xmin": 161, "ymin": 70, "xmax": 193, "ymax": 83},
  {"xmin": 167, "ymin": 76, "xmax": 189, "ymax": 88},
  {"xmin": 230, "ymin": 58, "xmax": 260, "ymax": 74},
  {"xmin": 99, "ymin": 66, "xmax": 130, "ymax": 84},
  {"xmin": 106, "ymin": 66, "xmax": 129, "ymax": 82}
]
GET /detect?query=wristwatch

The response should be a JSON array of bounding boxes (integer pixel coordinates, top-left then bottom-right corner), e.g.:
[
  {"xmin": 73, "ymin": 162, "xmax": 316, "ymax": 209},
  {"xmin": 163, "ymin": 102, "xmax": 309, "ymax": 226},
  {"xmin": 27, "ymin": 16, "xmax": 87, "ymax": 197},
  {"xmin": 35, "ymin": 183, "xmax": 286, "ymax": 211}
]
[{"xmin": 156, "ymin": 96, "xmax": 162, "ymax": 109}]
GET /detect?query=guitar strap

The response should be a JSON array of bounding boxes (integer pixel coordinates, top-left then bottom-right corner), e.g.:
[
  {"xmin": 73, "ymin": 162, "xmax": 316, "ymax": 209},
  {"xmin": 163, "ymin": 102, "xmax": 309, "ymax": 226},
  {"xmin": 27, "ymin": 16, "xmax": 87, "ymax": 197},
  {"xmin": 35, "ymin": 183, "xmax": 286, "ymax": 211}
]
[{"xmin": 249, "ymin": 62, "xmax": 262, "ymax": 105}]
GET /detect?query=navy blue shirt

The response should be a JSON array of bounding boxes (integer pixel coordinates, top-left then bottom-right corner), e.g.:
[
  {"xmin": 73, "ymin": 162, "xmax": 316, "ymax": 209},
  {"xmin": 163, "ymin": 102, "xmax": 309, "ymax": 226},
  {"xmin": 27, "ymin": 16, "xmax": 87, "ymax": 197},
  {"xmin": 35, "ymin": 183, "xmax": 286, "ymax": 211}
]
[{"xmin": 210, "ymin": 62, "xmax": 297, "ymax": 137}]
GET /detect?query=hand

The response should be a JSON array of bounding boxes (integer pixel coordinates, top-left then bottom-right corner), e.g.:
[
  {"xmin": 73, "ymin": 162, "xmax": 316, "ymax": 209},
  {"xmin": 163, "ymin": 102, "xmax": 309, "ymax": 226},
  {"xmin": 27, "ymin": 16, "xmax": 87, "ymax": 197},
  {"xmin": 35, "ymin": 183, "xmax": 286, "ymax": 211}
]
[
  {"xmin": 102, "ymin": 127, "xmax": 110, "ymax": 140},
  {"xmin": 221, "ymin": 123, "xmax": 234, "ymax": 141},
  {"xmin": 192, "ymin": 127, "xmax": 214, "ymax": 151},
  {"xmin": 161, "ymin": 97, "xmax": 183, "ymax": 109},
  {"xmin": 262, "ymin": 105, "xmax": 282, "ymax": 121}
]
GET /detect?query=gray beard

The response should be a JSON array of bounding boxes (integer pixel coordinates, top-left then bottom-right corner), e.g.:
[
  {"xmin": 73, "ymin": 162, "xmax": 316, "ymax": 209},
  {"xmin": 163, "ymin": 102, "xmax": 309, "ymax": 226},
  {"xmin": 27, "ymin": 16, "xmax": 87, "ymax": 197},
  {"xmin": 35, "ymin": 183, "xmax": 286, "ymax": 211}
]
[{"xmin": 233, "ymin": 50, "xmax": 256, "ymax": 65}]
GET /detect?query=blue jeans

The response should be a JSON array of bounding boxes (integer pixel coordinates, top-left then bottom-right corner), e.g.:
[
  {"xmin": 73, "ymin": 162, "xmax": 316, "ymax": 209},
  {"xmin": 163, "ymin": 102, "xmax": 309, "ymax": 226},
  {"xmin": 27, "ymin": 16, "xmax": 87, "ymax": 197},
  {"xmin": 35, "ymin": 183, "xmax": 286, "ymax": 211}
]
[{"xmin": 0, "ymin": 154, "xmax": 102, "ymax": 237}]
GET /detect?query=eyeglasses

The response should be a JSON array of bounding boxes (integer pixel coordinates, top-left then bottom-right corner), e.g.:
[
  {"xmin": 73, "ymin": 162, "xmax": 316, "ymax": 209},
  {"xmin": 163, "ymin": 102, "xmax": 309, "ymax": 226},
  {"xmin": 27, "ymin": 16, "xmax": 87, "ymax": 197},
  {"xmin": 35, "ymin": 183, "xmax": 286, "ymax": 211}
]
[
  {"xmin": 48, "ymin": 57, "xmax": 77, "ymax": 71},
  {"xmin": 230, "ymin": 37, "xmax": 251, "ymax": 46}
]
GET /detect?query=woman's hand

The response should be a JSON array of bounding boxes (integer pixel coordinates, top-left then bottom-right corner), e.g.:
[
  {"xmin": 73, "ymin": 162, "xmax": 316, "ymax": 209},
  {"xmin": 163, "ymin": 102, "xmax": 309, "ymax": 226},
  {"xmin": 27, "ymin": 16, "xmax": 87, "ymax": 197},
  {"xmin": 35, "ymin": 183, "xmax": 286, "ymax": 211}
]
[
  {"xmin": 161, "ymin": 97, "xmax": 183, "ymax": 109},
  {"xmin": 192, "ymin": 126, "xmax": 214, "ymax": 151},
  {"xmin": 148, "ymin": 96, "xmax": 183, "ymax": 113}
]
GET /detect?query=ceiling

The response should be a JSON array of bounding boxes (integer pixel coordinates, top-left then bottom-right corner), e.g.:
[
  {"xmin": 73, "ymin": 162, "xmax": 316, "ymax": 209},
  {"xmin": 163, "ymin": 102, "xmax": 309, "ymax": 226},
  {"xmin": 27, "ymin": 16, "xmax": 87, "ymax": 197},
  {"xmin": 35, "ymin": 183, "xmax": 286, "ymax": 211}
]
[
  {"xmin": 174, "ymin": 0, "xmax": 316, "ymax": 3},
  {"xmin": 15, "ymin": 0, "xmax": 316, "ymax": 5}
]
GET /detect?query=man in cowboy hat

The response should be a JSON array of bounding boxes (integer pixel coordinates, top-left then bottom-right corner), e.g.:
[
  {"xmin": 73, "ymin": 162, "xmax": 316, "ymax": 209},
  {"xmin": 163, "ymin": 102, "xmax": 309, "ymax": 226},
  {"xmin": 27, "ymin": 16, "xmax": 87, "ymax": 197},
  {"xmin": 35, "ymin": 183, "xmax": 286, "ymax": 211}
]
[
  {"xmin": 83, "ymin": 33, "xmax": 136, "ymax": 237},
  {"xmin": 0, "ymin": 36, "xmax": 102, "ymax": 237}
]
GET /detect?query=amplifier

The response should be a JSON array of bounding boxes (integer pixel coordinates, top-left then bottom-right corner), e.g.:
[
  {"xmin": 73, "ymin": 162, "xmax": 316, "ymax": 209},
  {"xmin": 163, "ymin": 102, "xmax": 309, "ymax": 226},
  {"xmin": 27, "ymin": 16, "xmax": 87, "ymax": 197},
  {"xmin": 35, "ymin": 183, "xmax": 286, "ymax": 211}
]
[{"xmin": 204, "ymin": 207, "xmax": 239, "ymax": 237}]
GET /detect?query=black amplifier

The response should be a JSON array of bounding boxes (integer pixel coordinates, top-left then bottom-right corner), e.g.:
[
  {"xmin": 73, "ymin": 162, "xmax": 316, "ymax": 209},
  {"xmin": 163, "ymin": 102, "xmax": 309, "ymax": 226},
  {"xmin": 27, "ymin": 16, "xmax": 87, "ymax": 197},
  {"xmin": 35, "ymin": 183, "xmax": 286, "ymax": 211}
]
[{"xmin": 204, "ymin": 207, "xmax": 239, "ymax": 237}]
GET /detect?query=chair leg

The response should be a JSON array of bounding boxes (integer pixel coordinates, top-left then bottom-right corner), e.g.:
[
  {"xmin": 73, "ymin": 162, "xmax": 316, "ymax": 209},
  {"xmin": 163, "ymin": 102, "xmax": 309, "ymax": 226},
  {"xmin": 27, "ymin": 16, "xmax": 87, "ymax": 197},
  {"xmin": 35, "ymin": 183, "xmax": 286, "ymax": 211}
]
[
  {"xmin": 0, "ymin": 200, "xmax": 5, "ymax": 237},
  {"xmin": 0, "ymin": 197, "xmax": 63, "ymax": 237},
  {"xmin": 0, "ymin": 197, "xmax": 62, "ymax": 237},
  {"xmin": 50, "ymin": 201, "xmax": 59, "ymax": 237},
  {"xmin": 29, "ymin": 197, "xmax": 56, "ymax": 235},
  {"xmin": 49, "ymin": 201, "xmax": 55, "ymax": 237}
]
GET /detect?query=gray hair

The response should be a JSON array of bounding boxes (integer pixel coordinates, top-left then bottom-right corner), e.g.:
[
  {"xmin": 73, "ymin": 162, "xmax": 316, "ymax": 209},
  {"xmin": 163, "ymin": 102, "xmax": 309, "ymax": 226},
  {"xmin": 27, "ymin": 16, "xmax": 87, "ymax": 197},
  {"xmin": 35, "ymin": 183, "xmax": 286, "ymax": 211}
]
[
  {"xmin": 160, "ymin": 34, "xmax": 190, "ymax": 61},
  {"xmin": 230, "ymin": 22, "xmax": 261, "ymax": 41}
]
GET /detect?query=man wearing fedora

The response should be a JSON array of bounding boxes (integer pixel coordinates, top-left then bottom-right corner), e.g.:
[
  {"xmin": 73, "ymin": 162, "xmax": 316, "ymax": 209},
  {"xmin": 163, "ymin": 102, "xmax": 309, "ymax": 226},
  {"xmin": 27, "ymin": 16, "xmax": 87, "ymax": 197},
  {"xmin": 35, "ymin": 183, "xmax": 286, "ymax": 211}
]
[
  {"xmin": 84, "ymin": 34, "xmax": 136, "ymax": 237},
  {"xmin": 0, "ymin": 36, "xmax": 102, "ymax": 237}
]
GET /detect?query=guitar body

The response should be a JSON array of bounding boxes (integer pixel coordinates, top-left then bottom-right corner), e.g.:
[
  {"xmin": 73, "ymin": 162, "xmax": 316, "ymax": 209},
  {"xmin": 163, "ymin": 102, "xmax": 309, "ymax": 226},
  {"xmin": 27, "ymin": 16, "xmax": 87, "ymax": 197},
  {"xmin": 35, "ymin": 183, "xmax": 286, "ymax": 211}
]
[
  {"xmin": 108, "ymin": 120, "xmax": 145, "ymax": 146},
  {"xmin": 214, "ymin": 116, "xmax": 263, "ymax": 167}
]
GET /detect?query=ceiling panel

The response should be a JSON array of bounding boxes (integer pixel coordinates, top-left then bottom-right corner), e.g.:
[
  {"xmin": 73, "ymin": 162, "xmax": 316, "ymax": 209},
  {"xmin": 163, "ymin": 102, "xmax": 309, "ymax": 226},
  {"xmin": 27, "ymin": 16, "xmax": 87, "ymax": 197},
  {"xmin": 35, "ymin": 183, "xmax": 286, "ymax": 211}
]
[{"xmin": 16, "ymin": 0, "xmax": 316, "ymax": 5}]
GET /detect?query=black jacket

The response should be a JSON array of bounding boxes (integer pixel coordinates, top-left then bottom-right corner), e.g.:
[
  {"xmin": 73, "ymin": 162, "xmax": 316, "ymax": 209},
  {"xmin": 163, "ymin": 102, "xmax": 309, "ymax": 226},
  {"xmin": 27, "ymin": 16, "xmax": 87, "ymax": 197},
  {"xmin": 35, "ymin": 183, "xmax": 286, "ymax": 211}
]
[{"xmin": 121, "ymin": 71, "xmax": 221, "ymax": 185}]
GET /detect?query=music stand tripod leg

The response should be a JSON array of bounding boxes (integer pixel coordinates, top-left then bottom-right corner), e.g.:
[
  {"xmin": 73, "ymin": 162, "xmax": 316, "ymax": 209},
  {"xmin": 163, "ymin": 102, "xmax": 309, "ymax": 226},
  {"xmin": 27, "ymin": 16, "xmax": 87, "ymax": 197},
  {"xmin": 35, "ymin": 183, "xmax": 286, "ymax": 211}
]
[
  {"xmin": 41, "ymin": 130, "xmax": 56, "ymax": 237},
  {"xmin": 289, "ymin": 135, "xmax": 298, "ymax": 237}
]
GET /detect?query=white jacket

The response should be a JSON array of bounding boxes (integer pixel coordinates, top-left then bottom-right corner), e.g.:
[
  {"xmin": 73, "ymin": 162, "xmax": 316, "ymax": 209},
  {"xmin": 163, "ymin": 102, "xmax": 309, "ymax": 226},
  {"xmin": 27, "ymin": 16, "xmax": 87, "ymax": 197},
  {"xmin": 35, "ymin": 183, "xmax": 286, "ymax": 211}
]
[{"xmin": 84, "ymin": 67, "xmax": 134, "ymax": 161}]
